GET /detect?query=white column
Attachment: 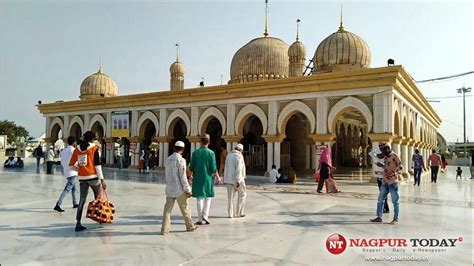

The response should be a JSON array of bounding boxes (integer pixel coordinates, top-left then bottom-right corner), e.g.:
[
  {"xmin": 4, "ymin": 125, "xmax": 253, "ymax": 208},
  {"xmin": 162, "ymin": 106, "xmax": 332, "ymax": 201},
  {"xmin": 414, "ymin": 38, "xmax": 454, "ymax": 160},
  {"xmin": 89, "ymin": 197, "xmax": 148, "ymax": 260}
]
[
  {"xmin": 373, "ymin": 92, "xmax": 393, "ymax": 133},
  {"xmin": 63, "ymin": 116, "xmax": 70, "ymax": 138},
  {"xmin": 131, "ymin": 110, "xmax": 139, "ymax": 136},
  {"xmin": 267, "ymin": 142, "xmax": 274, "ymax": 172},
  {"xmin": 305, "ymin": 144, "xmax": 311, "ymax": 169},
  {"xmin": 274, "ymin": 142, "xmax": 281, "ymax": 169},
  {"xmin": 392, "ymin": 142, "xmax": 401, "ymax": 156},
  {"xmin": 316, "ymin": 97, "xmax": 329, "ymax": 134},
  {"xmin": 191, "ymin": 107, "xmax": 199, "ymax": 136},
  {"xmin": 83, "ymin": 114, "xmax": 91, "ymax": 132},
  {"xmin": 267, "ymin": 101, "xmax": 278, "ymax": 135},
  {"xmin": 45, "ymin": 116, "xmax": 52, "ymax": 139},
  {"xmin": 226, "ymin": 142, "xmax": 231, "ymax": 152},
  {"xmin": 106, "ymin": 112, "xmax": 112, "ymax": 138},
  {"xmin": 164, "ymin": 142, "xmax": 169, "ymax": 158},
  {"xmin": 159, "ymin": 142, "xmax": 164, "ymax": 167},
  {"xmin": 401, "ymin": 144, "xmax": 409, "ymax": 172},
  {"xmin": 226, "ymin": 103, "xmax": 236, "ymax": 136}
]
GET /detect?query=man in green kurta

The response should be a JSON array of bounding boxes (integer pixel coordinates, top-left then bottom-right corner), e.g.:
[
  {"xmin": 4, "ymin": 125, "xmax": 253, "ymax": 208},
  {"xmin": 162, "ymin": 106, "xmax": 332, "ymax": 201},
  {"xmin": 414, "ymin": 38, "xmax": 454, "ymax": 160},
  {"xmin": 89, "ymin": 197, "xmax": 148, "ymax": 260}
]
[{"xmin": 189, "ymin": 134, "xmax": 221, "ymax": 225}]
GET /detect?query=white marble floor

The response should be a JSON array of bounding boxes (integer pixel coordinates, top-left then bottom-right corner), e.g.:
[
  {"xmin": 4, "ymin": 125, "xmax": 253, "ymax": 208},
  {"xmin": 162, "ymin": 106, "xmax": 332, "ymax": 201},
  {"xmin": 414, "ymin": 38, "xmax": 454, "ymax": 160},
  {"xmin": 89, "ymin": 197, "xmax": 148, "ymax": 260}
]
[{"xmin": 0, "ymin": 162, "xmax": 472, "ymax": 265}]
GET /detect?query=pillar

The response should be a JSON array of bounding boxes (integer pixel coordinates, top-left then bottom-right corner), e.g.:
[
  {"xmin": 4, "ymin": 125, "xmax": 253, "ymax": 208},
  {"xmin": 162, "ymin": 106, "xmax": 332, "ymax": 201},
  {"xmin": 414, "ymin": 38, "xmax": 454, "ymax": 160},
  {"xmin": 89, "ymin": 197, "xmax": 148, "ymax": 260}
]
[
  {"xmin": 186, "ymin": 135, "xmax": 201, "ymax": 160},
  {"xmin": 401, "ymin": 143, "xmax": 409, "ymax": 172},
  {"xmin": 164, "ymin": 142, "xmax": 169, "ymax": 158},
  {"xmin": 267, "ymin": 142, "xmax": 274, "ymax": 172},
  {"xmin": 274, "ymin": 142, "xmax": 281, "ymax": 170},
  {"xmin": 159, "ymin": 142, "xmax": 164, "ymax": 167},
  {"xmin": 311, "ymin": 145, "xmax": 317, "ymax": 170},
  {"xmin": 226, "ymin": 142, "xmax": 231, "ymax": 152},
  {"xmin": 105, "ymin": 137, "xmax": 115, "ymax": 165}
]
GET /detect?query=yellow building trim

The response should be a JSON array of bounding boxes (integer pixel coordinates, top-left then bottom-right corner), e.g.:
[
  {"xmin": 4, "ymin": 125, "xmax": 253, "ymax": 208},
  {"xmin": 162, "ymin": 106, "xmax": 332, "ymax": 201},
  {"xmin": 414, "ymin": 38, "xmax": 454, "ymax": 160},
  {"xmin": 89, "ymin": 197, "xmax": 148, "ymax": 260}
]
[
  {"xmin": 367, "ymin": 133, "xmax": 395, "ymax": 142},
  {"xmin": 37, "ymin": 66, "xmax": 441, "ymax": 128}
]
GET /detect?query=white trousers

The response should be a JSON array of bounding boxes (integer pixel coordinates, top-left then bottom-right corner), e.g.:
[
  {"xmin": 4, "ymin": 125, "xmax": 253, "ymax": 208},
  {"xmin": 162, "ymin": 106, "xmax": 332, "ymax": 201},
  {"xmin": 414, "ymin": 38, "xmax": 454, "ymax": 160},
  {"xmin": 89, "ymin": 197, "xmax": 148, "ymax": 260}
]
[
  {"xmin": 226, "ymin": 183, "xmax": 247, "ymax": 218},
  {"xmin": 196, "ymin": 197, "xmax": 212, "ymax": 221}
]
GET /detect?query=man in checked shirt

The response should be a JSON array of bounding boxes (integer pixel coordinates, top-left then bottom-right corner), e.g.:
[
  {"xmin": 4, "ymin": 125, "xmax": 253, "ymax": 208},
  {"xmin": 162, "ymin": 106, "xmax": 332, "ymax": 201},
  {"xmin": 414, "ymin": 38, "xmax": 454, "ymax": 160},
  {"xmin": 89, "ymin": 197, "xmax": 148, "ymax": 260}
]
[{"xmin": 370, "ymin": 142, "xmax": 404, "ymax": 225}]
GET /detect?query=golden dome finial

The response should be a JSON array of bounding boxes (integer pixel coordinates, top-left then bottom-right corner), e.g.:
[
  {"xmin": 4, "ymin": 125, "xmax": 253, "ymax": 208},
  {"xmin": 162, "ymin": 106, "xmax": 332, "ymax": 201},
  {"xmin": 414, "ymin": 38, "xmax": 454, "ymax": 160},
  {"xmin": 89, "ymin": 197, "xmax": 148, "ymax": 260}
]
[
  {"xmin": 338, "ymin": 5, "xmax": 345, "ymax": 32},
  {"xmin": 98, "ymin": 58, "xmax": 103, "ymax": 74},
  {"xmin": 175, "ymin": 43, "xmax": 180, "ymax": 62},
  {"xmin": 296, "ymin": 18, "xmax": 301, "ymax": 41},
  {"xmin": 263, "ymin": 0, "xmax": 269, "ymax": 37}
]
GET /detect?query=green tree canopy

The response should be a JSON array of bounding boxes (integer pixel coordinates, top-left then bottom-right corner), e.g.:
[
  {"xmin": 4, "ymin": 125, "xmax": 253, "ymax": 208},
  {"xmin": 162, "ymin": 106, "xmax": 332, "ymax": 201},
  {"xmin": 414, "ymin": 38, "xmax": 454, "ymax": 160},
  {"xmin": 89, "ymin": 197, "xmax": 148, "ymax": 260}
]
[{"xmin": 0, "ymin": 120, "xmax": 30, "ymax": 144}]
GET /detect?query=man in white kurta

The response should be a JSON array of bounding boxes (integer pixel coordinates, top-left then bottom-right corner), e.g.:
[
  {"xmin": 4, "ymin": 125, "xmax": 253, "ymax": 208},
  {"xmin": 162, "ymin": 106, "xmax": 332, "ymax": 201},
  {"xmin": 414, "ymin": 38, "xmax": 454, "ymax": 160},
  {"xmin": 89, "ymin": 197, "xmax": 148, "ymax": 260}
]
[
  {"xmin": 223, "ymin": 143, "xmax": 247, "ymax": 218},
  {"xmin": 161, "ymin": 141, "xmax": 197, "ymax": 235}
]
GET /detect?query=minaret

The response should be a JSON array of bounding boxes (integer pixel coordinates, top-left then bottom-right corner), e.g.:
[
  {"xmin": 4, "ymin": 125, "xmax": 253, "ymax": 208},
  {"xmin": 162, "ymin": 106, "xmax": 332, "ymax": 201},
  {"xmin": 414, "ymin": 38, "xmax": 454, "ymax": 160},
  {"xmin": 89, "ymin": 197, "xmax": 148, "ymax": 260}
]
[
  {"xmin": 288, "ymin": 19, "xmax": 306, "ymax": 77},
  {"xmin": 170, "ymin": 43, "xmax": 184, "ymax": 91}
]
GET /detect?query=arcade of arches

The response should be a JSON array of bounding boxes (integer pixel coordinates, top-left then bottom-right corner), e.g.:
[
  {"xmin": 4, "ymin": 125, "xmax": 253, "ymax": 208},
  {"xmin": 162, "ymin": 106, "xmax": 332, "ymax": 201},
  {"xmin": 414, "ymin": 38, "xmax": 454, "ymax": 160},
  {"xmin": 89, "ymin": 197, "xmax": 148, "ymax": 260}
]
[{"xmin": 41, "ymin": 94, "xmax": 441, "ymax": 178}]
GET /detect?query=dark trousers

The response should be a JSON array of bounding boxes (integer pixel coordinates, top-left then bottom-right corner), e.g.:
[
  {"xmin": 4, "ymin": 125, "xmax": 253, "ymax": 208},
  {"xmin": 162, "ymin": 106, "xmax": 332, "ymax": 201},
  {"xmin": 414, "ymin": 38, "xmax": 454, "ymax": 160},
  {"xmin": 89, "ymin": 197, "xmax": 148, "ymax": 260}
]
[
  {"xmin": 76, "ymin": 179, "xmax": 101, "ymax": 223},
  {"xmin": 377, "ymin": 178, "xmax": 389, "ymax": 212},
  {"xmin": 36, "ymin": 157, "xmax": 41, "ymax": 169},
  {"xmin": 317, "ymin": 178, "xmax": 327, "ymax": 192},
  {"xmin": 413, "ymin": 168, "xmax": 422, "ymax": 186},
  {"xmin": 46, "ymin": 161, "xmax": 53, "ymax": 174},
  {"xmin": 431, "ymin": 166, "xmax": 439, "ymax": 183}
]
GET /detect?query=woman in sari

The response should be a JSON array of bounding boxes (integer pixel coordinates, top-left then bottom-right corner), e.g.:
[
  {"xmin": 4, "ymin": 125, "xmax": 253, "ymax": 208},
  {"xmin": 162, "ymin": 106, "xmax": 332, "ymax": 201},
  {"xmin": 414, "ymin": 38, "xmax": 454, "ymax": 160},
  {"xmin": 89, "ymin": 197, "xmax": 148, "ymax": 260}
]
[{"xmin": 316, "ymin": 147, "xmax": 339, "ymax": 193}]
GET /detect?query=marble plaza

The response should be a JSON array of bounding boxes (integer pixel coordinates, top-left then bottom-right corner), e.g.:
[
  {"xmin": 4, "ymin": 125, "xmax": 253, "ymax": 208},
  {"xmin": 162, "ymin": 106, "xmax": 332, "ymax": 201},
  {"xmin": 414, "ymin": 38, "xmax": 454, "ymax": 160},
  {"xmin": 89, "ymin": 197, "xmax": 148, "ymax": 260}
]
[{"xmin": 0, "ymin": 161, "xmax": 472, "ymax": 265}]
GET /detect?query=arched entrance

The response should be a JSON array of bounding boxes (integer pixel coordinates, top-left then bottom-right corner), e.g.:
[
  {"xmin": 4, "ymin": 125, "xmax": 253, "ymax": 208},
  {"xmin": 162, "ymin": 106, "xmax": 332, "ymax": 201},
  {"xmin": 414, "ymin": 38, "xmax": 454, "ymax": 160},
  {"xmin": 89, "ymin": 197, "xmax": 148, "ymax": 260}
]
[
  {"xmin": 282, "ymin": 113, "xmax": 311, "ymax": 172},
  {"xmin": 70, "ymin": 122, "xmax": 82, "ymax": 139},
  {"xmin": 332, "ymin": 107, "xmax": 369, "ymax": 167},
  {"xmin": 90, "ymin": 121, "xmax": 106, "ymax": 164},
  {"xmin": 168, "ymin": 118, "xmax": 191, "ymax": 161},
  {"xmin": 239, "ymin": 115, "xmax": 267, "ymax": 174},
  {"xmin": 204, "ymin": 117, "xmax": 225, "ymax": 167},
  {"xmin": 138, "ymin": 119, "xmax": 157, "ymax": 170}
]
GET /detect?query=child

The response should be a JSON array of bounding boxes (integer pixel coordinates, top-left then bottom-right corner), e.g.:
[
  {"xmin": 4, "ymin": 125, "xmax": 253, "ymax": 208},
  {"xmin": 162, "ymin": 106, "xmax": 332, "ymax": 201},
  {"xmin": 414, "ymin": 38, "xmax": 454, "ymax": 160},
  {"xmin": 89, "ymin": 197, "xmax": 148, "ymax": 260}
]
[
  {"xmin": 456, "ymin": 167, "xmax": 462, "ymax": 179},
  {"xmin": 268, "ymin": 164, "xmax": 280, "ymax": 183}
]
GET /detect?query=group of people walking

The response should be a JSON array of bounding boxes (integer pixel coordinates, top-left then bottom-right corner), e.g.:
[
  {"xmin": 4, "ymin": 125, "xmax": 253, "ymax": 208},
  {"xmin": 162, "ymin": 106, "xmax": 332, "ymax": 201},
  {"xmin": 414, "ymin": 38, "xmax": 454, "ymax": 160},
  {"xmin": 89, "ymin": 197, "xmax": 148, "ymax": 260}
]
[{"xmin": 161, "ymin": 134, "xmax": 247, "ymax": 234}]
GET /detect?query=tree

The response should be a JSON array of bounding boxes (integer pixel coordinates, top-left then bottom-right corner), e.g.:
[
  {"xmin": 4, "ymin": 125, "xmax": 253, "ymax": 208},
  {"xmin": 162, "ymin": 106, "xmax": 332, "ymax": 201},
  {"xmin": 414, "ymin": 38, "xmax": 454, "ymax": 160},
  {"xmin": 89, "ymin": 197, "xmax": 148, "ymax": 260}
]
[{"xmin": 0, "ymin": 120, "xmax": 30, "ymax": 144}]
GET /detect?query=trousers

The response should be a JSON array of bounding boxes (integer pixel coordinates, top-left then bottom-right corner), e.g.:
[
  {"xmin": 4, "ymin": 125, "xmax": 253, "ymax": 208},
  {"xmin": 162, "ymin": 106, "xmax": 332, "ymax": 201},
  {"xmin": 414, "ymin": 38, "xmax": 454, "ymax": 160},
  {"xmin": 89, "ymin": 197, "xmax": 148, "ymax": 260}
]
[
  {"xmin": 226, "ymin": 183, "xmax": 247, "ymax": 218},
  {"xmin": 76, "ymin": 179, "xmax": 101, "ymax": 222},
  {"xmin": 196, "ymin": 198, "xmax": 212, "ymax": 221},
  {"xmin": 56, "ymin": 176, "xmax": 78, "ymax": 207},
  {"xmin": 161, "ymin": 193, "xmax": 194, "ymax": 233}
]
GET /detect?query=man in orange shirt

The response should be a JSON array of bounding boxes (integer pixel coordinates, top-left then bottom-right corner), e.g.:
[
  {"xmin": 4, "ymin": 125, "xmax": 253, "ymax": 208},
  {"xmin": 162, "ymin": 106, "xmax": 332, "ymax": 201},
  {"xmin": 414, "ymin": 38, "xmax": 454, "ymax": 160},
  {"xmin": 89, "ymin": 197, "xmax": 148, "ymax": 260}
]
[
  {"xmin": 69, "ymin": 131, "xmax": 107, "ymax": 232},
  {"xmin": 428, "ymin": 149, "xmax": 442, "ymax": 183}
]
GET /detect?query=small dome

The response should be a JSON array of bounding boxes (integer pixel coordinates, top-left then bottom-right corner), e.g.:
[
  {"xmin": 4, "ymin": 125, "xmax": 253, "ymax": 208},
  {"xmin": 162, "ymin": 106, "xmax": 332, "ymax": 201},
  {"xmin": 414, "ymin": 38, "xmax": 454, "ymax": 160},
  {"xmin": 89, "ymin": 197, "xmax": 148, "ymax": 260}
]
[
  {"xmin": 230, "ymin": 36, "xmax": 289, "ymax": 84},
  {"xmin": 170, "ymin": 60, "xmax": 184, "ymax": 75},
  {"xmin": 80, "ymin": 66, "xmax": 118, "ymax": 99},
  {"xmin": 312, "ymin": 24, "xmax": 371, "ymax": 73},
  {"xmin": 288, "ymin": 40, "xmax": 306, "ymax": 58}
]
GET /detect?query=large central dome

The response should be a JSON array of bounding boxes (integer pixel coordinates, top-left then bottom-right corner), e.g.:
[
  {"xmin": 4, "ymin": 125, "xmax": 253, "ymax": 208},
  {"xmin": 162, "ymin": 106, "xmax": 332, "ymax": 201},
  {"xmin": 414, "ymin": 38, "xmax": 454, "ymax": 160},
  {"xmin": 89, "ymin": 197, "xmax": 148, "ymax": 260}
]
[{"xmin": 229, "ymin": 36, "xmax": 289, "ymax": 84}]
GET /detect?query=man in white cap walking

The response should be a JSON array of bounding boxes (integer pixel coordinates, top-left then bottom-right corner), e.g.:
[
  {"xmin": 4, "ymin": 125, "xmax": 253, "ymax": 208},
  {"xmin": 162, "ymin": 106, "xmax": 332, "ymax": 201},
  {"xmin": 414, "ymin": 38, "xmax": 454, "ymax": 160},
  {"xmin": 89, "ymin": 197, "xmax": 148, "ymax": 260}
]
[
  {"xmin": 161, "ymin": 141, "xmax": 197, "ymax": 235},
  {"xmin": 223, "ymin": 143, "xmax": 247, "ymax": 218}
]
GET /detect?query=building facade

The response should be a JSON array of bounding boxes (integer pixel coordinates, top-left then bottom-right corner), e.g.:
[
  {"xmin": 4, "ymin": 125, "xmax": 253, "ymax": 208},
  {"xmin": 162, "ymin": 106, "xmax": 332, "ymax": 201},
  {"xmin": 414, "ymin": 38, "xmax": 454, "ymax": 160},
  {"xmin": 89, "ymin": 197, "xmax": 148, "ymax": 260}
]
[{"xmin": 36, "ymin": 15, "xmax": 441, "ymax": 175}]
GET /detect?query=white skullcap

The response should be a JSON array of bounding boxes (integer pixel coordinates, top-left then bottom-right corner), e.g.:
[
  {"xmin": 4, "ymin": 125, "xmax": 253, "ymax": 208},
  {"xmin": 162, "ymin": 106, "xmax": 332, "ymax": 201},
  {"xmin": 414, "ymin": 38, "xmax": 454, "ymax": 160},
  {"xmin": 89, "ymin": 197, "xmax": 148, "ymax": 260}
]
[
  {"xmin": 235, "ymin": 143, "xmax": 244, "ymax": 150},
  {"xmin": 175, "ymin": 141, "xmax": 185, "ymax": 148}
]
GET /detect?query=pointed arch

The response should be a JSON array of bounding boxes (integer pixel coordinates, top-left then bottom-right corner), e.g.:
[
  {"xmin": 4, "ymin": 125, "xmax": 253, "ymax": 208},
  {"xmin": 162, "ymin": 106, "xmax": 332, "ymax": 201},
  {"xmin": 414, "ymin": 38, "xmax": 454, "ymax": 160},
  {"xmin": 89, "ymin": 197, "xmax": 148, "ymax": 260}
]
[
  {"xmin": 137, "ymin": 111, "xmax": 159, "ymax": 137},
  {"xmin": 166, "ymin": 109, "xmax": 191, "ymax": 136},
  {"xmin": 69, "ymin": 116, "xmax": 84, "ymax": 136},
  {"xmin": 198, "ymin": 107, "xmax": 227, "ymax": 135},
  {"xmin": 88, "ymin": 114, "xmax": 107, "ymax": 132},
  {"xmin": 235, "ymin": 104, "xmax": 268, "ymax": 136},
  {"xmin": 277, "ymin": 100, "xmax": 315, "ymax": 134},
  {"xmin": 49, "ymin": 117, "xmax": 63, "ymax": 139},
  {"xmin": 327, "ymin": 97, "xmax": 372, "ymax": 133}
]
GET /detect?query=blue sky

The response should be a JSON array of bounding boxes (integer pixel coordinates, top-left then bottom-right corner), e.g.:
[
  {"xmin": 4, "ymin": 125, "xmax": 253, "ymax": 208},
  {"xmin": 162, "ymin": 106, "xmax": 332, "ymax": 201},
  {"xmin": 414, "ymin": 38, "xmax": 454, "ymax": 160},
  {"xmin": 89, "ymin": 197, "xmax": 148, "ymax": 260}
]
[{"xmin": 0, "ymin": 0, "xmax": 472, "ymax": 142}]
